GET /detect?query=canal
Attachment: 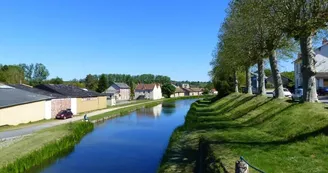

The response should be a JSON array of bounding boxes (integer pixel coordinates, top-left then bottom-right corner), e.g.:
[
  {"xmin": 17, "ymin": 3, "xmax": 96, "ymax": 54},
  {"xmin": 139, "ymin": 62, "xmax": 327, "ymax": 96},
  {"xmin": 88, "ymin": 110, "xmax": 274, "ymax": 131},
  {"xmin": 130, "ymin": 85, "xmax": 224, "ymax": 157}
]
[{"xmin": 29, "ymin": 99, "xmax": 196, "ymax": 173}]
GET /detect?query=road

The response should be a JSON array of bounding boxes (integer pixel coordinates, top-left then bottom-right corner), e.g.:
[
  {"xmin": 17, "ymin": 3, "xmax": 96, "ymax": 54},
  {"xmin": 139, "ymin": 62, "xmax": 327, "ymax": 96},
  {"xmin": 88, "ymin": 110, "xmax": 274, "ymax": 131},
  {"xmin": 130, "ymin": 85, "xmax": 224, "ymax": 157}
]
[{"xmin": 0, "ymin": 101, "xmax": 155, "ymax": 140}]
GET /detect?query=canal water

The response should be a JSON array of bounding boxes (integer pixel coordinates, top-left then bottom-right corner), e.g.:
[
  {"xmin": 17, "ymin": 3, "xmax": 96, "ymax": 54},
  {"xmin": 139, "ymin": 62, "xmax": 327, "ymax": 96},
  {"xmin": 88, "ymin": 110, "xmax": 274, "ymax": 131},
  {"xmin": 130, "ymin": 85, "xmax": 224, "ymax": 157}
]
[{"xmin": 29, "ymin": 99, "xmax": 196, "ymax": 173}]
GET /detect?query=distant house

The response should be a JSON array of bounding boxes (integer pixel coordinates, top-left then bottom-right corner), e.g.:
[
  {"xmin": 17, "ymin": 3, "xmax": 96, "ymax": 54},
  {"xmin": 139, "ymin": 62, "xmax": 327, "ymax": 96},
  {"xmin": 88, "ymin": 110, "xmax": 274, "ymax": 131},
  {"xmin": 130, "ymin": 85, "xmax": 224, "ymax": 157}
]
[
  {"xmin": 294, "ymin": 38, "xmax": 328, "ymax": 89},
  {"xmin": 104, "ymin": 83, "xmax": 130, "ymax": 101},
  {"xmin": 181, "ymin": 83, "xmax": 190, "ymax": 89},
  {"xmin": 36, "ymin": 84, "xmax": 107, "ymax": 114},
  {"xmin": 170, "ymin": 87, "xmax": 185, "ymax": 98},
  {"xmin": 266, "ymin": 75, "xmax": 293, "ymax": 87},
  {"xmin": 211, "ymin": 89, "xmax": 218, "ymax": 95},
  {"xmin": 0, "ymin": 84, "xmax": 52, "ymax": 126},
  {"xmin": 10, "ymin": 84, "xmax": 73, "ymax": 118},
  {"xmin": 182, "ymin": 88, "xmax": 203, "ymax": 96},
  {"xmin": 134, "ymin": 83, "xmax": 162, "ymax": 100},
  {"xmin": 190, "ymin": 88, "xmax": 203, "ymax": 96},
  {"xmin": 251, "ymin": 72, "xmax": 268, "ymax": 94}
]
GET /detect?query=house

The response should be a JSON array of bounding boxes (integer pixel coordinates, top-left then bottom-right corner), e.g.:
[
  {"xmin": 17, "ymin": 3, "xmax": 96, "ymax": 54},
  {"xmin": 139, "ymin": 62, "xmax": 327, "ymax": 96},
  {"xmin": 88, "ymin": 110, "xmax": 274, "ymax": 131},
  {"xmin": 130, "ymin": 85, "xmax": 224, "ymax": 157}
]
[
  {"xmin": 211, "ymin": 89, "xmax": 218, "ymax": 95},
  {"xmin": 181, "ymin": 83, "xmax": 190, "ymax": 89},
  {"xmin": 10, "ymin": 84, "xmax": 73, "ymax": 118},
  {"xmin": 266, "ymin": 75, "xmax": 293, "ymax": 87},
  {"xmin": 251, "ymin": 72, "xmax": 268, "ymax": 93},
  {"xmin": 134, "ymin": 83, "xmax": 162, "ymax": 100},
  {"xmin": 182, "ymin": 88, "xmax": 193, "ymax": 96},
  {"xmin": 190, "ymin": 88, "xmax": 203, "ymax": 96},
  {"xmin": 35, "ymin": 84, "xmax": 107, "ymax": 114},
  {"xmin": 170, "ymin": 87, "xmax": 185, "ymax": 98},
  {"xmin": 182, "ymin": 88, "xmax": 203, "ymax": 96},
  {"xmin": 294, "ymin": 38, "xmax": 328, "ymax": 89},
  {"xmin": 104, "ymin": 83, "xmax": 130, "ymax": 101},
  {"xmin": 0, "ymin": 84, "xmax": 52, "ymax": 126}
]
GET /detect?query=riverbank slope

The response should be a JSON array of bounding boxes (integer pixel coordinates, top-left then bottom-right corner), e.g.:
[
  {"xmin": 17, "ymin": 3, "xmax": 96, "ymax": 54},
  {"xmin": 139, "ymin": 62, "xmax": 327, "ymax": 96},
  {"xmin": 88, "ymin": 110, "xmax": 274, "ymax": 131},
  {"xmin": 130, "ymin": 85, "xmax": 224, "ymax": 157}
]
[{"xmin": 158, "ymin": 93, "xmax": 328, "ymax": 172}]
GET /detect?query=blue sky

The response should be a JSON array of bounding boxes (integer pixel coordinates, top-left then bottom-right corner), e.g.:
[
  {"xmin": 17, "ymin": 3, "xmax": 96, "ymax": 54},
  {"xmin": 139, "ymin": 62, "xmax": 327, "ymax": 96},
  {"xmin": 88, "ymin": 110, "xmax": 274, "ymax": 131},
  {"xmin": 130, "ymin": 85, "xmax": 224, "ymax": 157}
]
[{"xmin": 0, "ymin": 0, "xmax": 295, "ymax": 81}]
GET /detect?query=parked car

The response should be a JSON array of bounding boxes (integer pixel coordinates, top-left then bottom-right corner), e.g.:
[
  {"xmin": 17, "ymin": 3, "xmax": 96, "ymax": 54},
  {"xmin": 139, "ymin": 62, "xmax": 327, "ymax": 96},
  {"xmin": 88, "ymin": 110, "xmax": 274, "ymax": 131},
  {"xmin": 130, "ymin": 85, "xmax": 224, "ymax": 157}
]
[
  {"xmin": 317, "ymin": 87, "xmax": 328, "ymax": 96},
  {"xmin": 56, "ymin": 109, "xmax": 73, "ymax": 119},
  {"xmin": 292, "ymin": 88, "xmax": 303, "ymax": 102},
  {"xmin": 273, "ymin": 88, "xmax": 292, "ymax": 98}
]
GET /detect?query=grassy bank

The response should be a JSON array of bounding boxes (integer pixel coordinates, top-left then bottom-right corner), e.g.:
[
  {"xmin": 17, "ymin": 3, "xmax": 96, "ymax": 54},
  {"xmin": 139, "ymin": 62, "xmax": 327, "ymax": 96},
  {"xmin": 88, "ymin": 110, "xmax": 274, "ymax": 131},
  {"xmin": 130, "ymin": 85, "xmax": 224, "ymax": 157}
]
[
  {"xmin": 158, "ymin": 93, "xmax": 328, "ymax": 173},
  {"xmin": 0, "ymin": 122, "xmax": 93, "ymax": 173}
]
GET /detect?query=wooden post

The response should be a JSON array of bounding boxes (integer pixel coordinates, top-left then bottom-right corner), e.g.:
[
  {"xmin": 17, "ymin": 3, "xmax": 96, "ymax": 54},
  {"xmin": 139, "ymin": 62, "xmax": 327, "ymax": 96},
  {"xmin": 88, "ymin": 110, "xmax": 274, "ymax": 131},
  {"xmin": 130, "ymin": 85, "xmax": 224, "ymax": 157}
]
[{"xmin": 235, "ymin": 160, "xmax": 248, "ymax": 173}]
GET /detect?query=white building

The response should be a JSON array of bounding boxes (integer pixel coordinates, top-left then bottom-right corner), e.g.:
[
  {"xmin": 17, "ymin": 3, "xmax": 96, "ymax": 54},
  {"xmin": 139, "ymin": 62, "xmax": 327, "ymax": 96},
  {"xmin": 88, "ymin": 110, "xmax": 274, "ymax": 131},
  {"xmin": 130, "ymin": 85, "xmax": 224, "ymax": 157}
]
[
  {"xmin": 134, "ymin": 83, "xmax": 162, "ymax": 100},
  {"xmin": 295, "ymin": 38, "xmax": 328, "ymax": 89}
]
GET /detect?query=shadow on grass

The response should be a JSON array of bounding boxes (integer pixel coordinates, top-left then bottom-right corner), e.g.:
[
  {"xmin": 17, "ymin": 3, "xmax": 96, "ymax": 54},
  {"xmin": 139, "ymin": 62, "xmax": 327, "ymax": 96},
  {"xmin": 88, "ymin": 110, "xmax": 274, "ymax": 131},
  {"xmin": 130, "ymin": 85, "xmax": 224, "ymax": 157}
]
[
  {"xmin": 197, "ymin": 95, "xmax": 255, "ymax": 117},
  {"xmin": 230, "ymin": 98, "xmax": 273, "ymax": 120},
  {"xmin": 196, "ymin": 95, "xmax": 243, "ymax": 112},
  {"xmin": 242, "ymin": 103, "xmax": 296, "ymax": 127},
  {"xmin": 190, "ymin": 102, "xmax": 295, "ymax": 133},
  {"xmin": 206, "ymin": 123, "xmax": 328, "ymax": 147}
]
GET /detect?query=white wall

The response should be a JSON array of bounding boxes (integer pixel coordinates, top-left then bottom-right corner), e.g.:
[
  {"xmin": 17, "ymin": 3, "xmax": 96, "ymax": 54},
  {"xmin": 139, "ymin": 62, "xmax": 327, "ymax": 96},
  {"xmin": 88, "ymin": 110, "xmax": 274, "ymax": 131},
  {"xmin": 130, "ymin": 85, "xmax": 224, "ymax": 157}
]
[
  {"xmin": 71, "ymin": 98, "xmax": 77, "ymax": 115},
  {"xmin": 295, "ymin": 44, "xmax": 328, "ymax": 89},
  {"xmin": 44, "ymin": 100, "xmax": 52, "ymax": 120}
]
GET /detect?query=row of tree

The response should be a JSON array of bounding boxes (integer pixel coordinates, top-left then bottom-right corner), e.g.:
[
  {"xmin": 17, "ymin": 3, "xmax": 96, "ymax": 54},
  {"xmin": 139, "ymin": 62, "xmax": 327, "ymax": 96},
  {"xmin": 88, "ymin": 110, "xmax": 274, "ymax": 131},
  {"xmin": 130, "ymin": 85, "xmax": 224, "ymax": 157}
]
[
  {"xmin": 0, "ymin": 63, "xmax": 50, "ymax": 85},
  {"xmin": 211, "ymin": 0, "xmax": 328, "ymax": 102},
  {"xmin": 0, "ymin": 63, "xmax": 211, "ymax": 97}
]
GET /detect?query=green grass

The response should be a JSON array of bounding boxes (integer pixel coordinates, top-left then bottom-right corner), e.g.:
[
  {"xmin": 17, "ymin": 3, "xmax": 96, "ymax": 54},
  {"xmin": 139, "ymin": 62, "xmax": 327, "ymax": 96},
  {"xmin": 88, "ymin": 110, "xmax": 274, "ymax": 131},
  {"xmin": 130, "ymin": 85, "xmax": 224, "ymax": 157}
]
[
  {"xmin": 159, "ymin": 93, "xmax": 328, "ymax": 173},
  {"xmin": 0, "ymin": 122, "xmax": 93, "ymax": 173},
  {"xmin": 0, "ymin": 119, "xmax": 58, "ymax": 132}
]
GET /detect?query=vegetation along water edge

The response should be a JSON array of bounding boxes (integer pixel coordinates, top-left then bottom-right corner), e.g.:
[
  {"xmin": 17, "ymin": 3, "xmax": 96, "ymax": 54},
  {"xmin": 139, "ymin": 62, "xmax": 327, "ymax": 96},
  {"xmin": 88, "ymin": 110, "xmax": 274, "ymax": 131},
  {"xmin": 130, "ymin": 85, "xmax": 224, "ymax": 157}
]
[{"xmin": 0, "ymin": 96, "xmax": 204, "ymax": 173}]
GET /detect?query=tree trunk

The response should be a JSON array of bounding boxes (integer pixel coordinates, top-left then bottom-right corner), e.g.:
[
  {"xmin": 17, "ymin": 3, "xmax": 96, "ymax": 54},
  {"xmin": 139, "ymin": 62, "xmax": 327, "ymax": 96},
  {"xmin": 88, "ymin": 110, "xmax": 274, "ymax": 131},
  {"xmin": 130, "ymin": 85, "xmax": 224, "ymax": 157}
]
[
  {"xmin": 234, "ymin": 70, "xmax": 239, "ymax": 93},
  {"xmin": 269, "ymin": 50, "xmax": 284, "ymax": 98},
  {"xmin": 246, "ymin": 66, "xmax": 253, "ymax": 94},
  {"xmin": 300, "ymin": 35, "xmax": 318, "ymax": 102},
  {"xmin": 257, "ymin": 59, "xmax": 266, "ymax": 96}
]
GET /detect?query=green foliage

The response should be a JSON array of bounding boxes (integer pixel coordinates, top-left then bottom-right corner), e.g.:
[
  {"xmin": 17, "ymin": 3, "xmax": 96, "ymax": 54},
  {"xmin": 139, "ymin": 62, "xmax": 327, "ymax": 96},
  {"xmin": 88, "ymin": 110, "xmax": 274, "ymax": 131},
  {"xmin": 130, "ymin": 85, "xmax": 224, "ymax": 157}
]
[
  {"xmin": 161, "ymin": 83, "xmax": 176, "ymax": 98},
  {"xmin": 159, "ymin": 93, "xmax": 328, "ymax": 172},
  {"xmin": 128, "ymin": 80, "xmax": 136, "ymax": 100},
  {"xmin": 105, "ymin": 73, "xmax": 171, "ymax": 85},
  {"xmin": 0, "ymin": 65, "xmax": 25, "ymax": 84},
  {"xmin": 85, "ymin": 74, "xmax": 98, "ymax": 91},
  {"xmin": 32, "ymin": 63, "xmax": 49, "ymax": 85},
  {"xmin": 17, "ymin": 63, "xmax": 49, "ymax": 85},
  {"xmin": 264, "ymin": 68, "xmax": 272, "ymax": 77},
  {"xmin": 47, "ymin": 77, "xmax": 64, "ymax": 84},
  {"xmin": 97, "ymin": 74, "xmax": 109, "ymax": 93},
  {"xmin": 281, "ymin": 71, "xmax": 295, "ymax": 87},
  {"xmin": 64, "ymin": 79, "xmax": 85, "ymax": 88},
  {"xmin": 0, "ymin": 122, "xmax": 94, "ymax": 173}
]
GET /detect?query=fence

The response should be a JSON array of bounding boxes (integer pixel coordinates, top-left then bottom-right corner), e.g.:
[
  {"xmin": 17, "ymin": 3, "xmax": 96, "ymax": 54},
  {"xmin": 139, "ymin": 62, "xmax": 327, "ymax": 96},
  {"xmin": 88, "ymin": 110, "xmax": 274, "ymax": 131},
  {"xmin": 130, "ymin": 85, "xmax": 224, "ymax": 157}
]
[{"xmin": 235, "ymin": 156, "xmax": 266, "ymax": 173}]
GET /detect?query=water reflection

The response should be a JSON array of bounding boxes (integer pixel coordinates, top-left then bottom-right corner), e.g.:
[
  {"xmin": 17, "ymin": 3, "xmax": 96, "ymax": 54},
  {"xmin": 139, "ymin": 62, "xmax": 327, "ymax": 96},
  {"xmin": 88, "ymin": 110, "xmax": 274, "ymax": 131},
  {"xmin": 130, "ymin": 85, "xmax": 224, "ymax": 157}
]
[
  {"xmin": 29, "ymin": 99, "xmax": 197, "ymax": 173},
  {"xmin": 136, "ymin": 104, "xmax": 162, "ymax": 118}
]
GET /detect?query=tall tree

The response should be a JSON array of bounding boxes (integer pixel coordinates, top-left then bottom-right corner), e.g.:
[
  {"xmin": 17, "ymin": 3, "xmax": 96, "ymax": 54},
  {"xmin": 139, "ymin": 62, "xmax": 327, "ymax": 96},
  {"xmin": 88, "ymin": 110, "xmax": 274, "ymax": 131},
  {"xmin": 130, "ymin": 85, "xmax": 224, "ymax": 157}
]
[
  {"xmin": 161, "ymin": 83, "xmax": 176, "ymax": 98},
  {"xmin": 85, "ymin": 74, "xmax": 98, "ymax": 91},
  {"xmin": 32, "ymin": 63, "xmax": 49, "ymax": 85},
  {"xmin": 0, "ymin": 65, "xmax": 25, "ymax": 84},
  {"xmin": 19, "ymin": 63, "xmax": 34, "ymax": 83},
  {"xmin": 97, "ymin": 74, "xmax": 109, "ymax": 93},
  {"xmin": 273, "ymin": 0, "xmax": 328, "ymax": 102}
]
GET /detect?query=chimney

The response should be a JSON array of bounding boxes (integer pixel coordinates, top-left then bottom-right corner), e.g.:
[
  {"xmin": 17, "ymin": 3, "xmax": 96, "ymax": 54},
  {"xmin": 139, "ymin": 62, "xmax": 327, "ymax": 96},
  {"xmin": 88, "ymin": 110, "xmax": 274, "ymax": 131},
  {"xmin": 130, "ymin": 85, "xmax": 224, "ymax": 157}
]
[{"xmin": 323, "ymin": 38, "xmax": 328, "ymax": 45}]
